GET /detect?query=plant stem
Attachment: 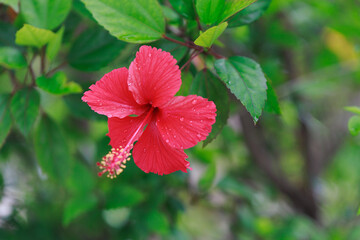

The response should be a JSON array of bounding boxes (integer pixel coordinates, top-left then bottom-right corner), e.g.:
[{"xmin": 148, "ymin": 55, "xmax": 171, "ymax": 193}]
[
  {"xmin": 40, "ymin": 46, "xmax": 46, "ymax": 74},
  {"xmin": 46, "ymin": 61, "xmax": 67, "ymax": 77},
  {"xmin": 180, "ymin": 49, "xmax": 203, "ymax": 71}
]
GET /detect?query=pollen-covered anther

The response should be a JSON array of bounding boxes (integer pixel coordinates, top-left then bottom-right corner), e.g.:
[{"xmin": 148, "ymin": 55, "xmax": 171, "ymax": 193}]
[{"xmin": 96, "ymin": 146, "xmax": 131, "ymax": 179}]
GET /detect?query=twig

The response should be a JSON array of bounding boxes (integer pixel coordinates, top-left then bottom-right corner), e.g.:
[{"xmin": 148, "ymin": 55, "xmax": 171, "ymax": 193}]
[
  {"xmin": 180, "ymin": 49, "xmax": 203, "ymax": 71},
  {"xmin": 40, "ymin": 46, "xmax": 46, "ymax": 74},
  {"xmin": 46, "ymin": 61, "xmax": 67, "ymax": 77}
]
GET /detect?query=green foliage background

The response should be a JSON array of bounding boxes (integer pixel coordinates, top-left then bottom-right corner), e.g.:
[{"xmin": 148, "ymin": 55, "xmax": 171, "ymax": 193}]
[{"xmin": 0, "ymin": 0, "xmax": 360, "ymax": 239}]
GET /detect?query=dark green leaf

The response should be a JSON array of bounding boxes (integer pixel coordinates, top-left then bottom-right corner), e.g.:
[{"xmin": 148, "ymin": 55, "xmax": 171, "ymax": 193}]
[
  {"xmin": 215, "ymin": 56, "xmax": 267, "ymax": 123},
  {"xmin": 154, "ymin": 38, "xmax": 188, "ymax": 62},
  {"xmin": 348, "ymin": 116, "xmax": 360, "ymax": 136},
  {"xmin": 0, "ymin": 47, "xmax": 27, "ymax": 69},
  {"xmin": 82, "ymin": 0, "xmax": 165, "ymax": 43},
  {"xmin": 68, "ymin": 27, "xmax": 126, "ymax": 71},
  {"xmin": 0, "ymin": 0, "xmax": 19, "ymax": 11},
  {"xmin": 145, "ymin": 210, "xmax": 170, "ymax": 235},
  {"xmin": 194, "ymin": 22, "xmax": 228, "ymax": 48},
  {"xmin": 10, "ymin": 88, "xmax": 40, "ymax": 136},
  {"xmin": 64, "ymin": 94, "xmax": 106, "ymax": 120},
  {"xmin": 20, "ymin": 0, "xmax": 72, "ymax": 30},
  {"xmin": 196, "ymin": 0, "xmax": 257, "ymax": 25},
  {"xmin": 264, "ymin": 80, "xmax": 281, "ymax": 114},
  {"xmin": 218, "ymin": 176, "xmax": 253, "ymax": 200},
  {"xmin": 36, "ymin": 72, "xmax": 82, "ymax": 95},
  {"xmin": 198, "ymin": 161, "xmax": 216, "ymax": 191},
  {"xmin": 105, "ymin": 185, "xmax": 145, "ymax": 209},
  {"xmin": 15, "ymin": 24, "xmax": 55, "ymax": 48},
  {"xmin": 63, "ymin": 194, "xmax": 97, "ymax": 226},
  {"xmin": 190, "ymin": 70, "xmax": 229, "ymax": 146},
  {"xmin": 0, "ymin": 94, "xmax": 12, "ymax": 148},
  {"xmin": 34, "ymin": 115, "xmax": 73, "ymax": 181},
  {"xmin": 228, "ymin": 0, "xmax": 271, "ymax": 27},
  {"xmin": 46, "ymin": 26, "xmax": 64, "ymax": 61},
  {"xmin": 0, "ymin": 22, "xmax": 17, "ymax": 47},
  {"xmin": 196, "ymin": 0, "xmax": 223, "ymax": 25},
  {"xmin": 169, "ymin": 0, "xmax": 196, "ymax": 19},
  {"xmin": 66, "ymin": 162, "xmax": 95, "ymax": 195}
]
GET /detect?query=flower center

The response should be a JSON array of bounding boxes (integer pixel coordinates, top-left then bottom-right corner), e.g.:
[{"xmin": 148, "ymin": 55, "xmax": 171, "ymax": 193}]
[{"xmin": 97, "ymin": 107, "xmax": 155, "ymax": 178}]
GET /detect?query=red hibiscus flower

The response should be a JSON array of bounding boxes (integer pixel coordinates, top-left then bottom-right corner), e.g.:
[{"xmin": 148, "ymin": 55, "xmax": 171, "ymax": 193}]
[{"xmin": 82, "ymin": 46, "xmax": 216, "ymax": 177}]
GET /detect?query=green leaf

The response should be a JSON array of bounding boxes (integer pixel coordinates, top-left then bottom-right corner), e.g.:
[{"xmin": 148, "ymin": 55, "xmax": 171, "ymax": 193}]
[
  {"xmin": 64, "ymin": 94, "xmax": 106, "ymax": 120},
  {"xmin": 169, "ymin": 0, "xmax": 195, "ymax": 19},
  {"xmin": 198, "ymin": 161, "xmax": 216, "ymax": 191},
  {"xmin": 0, "ymin": 22, "xmax": 17, "ymax": 47},
  {"xmin": 81, "ymin": 0, "xmax": 165, "ymax": 43},
  {"xmin": 34, "ymin": 115, "xmax": 73, "ymax": 181},
  {"xmin": 217, "ymin": 176, "xmax": 253, "ymax": 200},
  {"xmin": 46, "ymin": 26, "xmax": 64, "ymax": 61},
  {"xmin": 63, "ymin": 194, "xmax": 97, "ymax": 226},
  {"xmin": 10, "ymin": 88, "xmax": 40, "ymax": 136},
  {"xmin": 215, "ymin": 56, "xmax": 267, "ymax": 123},
  {"xmin": 0, "ymin": 94, "xmax": 12, "ymax": 149},
  {"xmin": 344, "ymin": 106, "xmax": 360, "ymax": 115},
  {"xmin": 66, "ymin": 162, "xmax": 95, "ymax": 195},
  {"xmin": 196, "ymin": 0, "xmax": 224, "ymax": 25},
  {"xmin": 145, "ymin": 210, "xmax": 170, "ymax": 235},
  {"xmin": 348, "ymin": 116, "xmax": 360, "ymax": 136},
  {"xmin": 68, "ymin": 27, "xmax": 126, "ymax": 71},
  {"xmin": 20, "ymin": 0, "xmax": 72, "ymax": 30},
  {"xmin": 196, "ymin": 0, "xmax": 257, "ymax": 25},
  {"xmin": 36, "ymin": 72, "xmax": 82, "ymax": 95},
  {"xmin": 0, "ymin": 47, "xmax": 27, "ymax": 69},
  {"xmin": 228, "ymin": 0, "xmax": 271, "ymax": 27},
  {"xmin": 194, "ymin": 22, "xmax": 228, "ymax": 48},
  {"xmin": 15, "ymin": 24, "xmax": 55, "ymax": 48},
  {"xmin": 190, "ymin": 70, "xmax": 229, "ymax": 146},
  {"xmin": 105, "ymin": 185, "xmax": 145, "ymax": 209},
  {"xmin": 264, "ymin": 80, "xmax": 281, "ymax": 114},
  {"xmin": 220, "ymin": 0, "xmax": 258, "ymax": 24}
]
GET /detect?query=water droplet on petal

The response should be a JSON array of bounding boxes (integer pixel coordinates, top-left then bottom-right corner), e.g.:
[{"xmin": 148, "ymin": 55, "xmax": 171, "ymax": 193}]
[
  {"xmin": 197, "ymin": 134, "xmax": 201, "ymax": 138},
  {"xmin": 180, "ymin": 117, "xmax": 184, "ymax": 121},
  {"xmin": 165, "ymin": 139, "xmax": 169, "ymax": 143},
  {"xmin": 192, "ymin": 99, "xmax": 197, "ymax": 104},
  {"xmin": 143, "ymin": 148, "xmax": 147, "ymax": 153}
]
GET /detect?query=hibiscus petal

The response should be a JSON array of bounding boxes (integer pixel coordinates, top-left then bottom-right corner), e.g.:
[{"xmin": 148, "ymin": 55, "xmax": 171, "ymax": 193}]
[
  {"xmin": 82, "ymin": 68, "xmax": 147, "ymax": 118},
  {"xmin": 128, "ymin": 46, "xmax": 181, "ymax": 107},
  {"xmin": 108, "ymin": 113, "xmax": 148, "ymax": 148},
  {"xmin": 133, "ymin": 120, "xmax": 190, "ymax": 175},
  {"xmin": 156, "ymin": 95, "xmax": 216, "ymax": 149}
]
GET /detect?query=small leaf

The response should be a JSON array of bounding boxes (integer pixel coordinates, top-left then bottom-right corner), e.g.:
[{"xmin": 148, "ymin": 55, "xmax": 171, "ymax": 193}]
[
  {"xmin": 82, "ymin": 0, "xmax": 165, "ymax": 43},
  {"xmin": 10, "ymin": 88, "xmax": 40, "ymax": 136},
  {"xmin": 63, "ymin": 194, "xmax": 97, "ymax": 226},
  {"xmin": 0, "ymin": 21, "xmax": 17, "ymax": 47},
  {"xmin": 194, "ymin": 22, "xmax": 228, "ymax": 48},
  {"xmin": 198, "ymin": 161, "xmax": 216, "ymax": 191},
  {"xmin": 66, "ymin": 162, "xmax": 95, "ymax": 195},
  {"xmin": 34, "ymin": 115, "xmax": 72, "ymax": 181},
  {"xmin": 46, "ymin": 26, "xmax": 64, "ymax": 61},
  {"xmin": 145, "ymin": 210, "xmax": 170, "ymax": 235},
  {"xmin": 36, "ymin": 72, "xmax": 82, "ymax": 95},
  {"xmin": 348, "ymin": 116, "xmax": 360, "ymax": 136},
  {"xmin": 105, "ymin": 185, "xmax": 145, "ymax": 209},
  {"xmin": 15, "ymin": 24, "xmax": 55, "ymax": 48},
  {"xmin": 0, "ymin": 94, "xmax": 12, "ymax": 149},
  {"xmin": 20, "ymin": 0, "xmax": 72, "ymax": 30},
  {"xmin": 215, "ymin": 56, "xmax": 267, "ymax": 123},
  {"xmin": 168, "ymin": 0, "xmax": 195, "ymax": 19},
  {"xmin": 228, "ymin": 0, "xmax": 271, "ymax": 27},
  {"xmin": 344, "ymin": 106, "xmax": 360, "ymax": 115},
  {"xmin": 190, "ymin": 70, "xmax": 229, "ymax": 146},
  {"xmin": 68, "ymin": 27, "xmax": 126, "ymax": 71},
  {"xmin": 264, "ymin": 80, "xmax": 281, "ymax": 114},
  {"xmin": 0, "ymin": 47, "xmax": 27, "ymax": 69}
]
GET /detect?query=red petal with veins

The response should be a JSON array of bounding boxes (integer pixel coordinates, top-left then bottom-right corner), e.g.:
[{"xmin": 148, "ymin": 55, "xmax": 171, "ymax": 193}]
[
  {"xmin": 82, "ymin": 68, "xmax": 147, "ymax": 119},
  {"xmin": 108, "ymin": 112, "xmax": 148, "ymax": 148},
  {"xmin": 133, "ymin": 120, "xmax": 190, "ymax": 175},
  {"xmin": 128, "ymin": 46, "xmax": 181, "ymax": 107},
  {"xmin": 156, "ymin": 95, "xmax": 216, "ymax": 149}
]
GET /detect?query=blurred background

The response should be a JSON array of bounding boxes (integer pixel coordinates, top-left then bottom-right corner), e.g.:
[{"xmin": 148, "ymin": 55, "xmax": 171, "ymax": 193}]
[{"xmin": 0, "ymin": 0, "xmax": 360, "ymax": 239}]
